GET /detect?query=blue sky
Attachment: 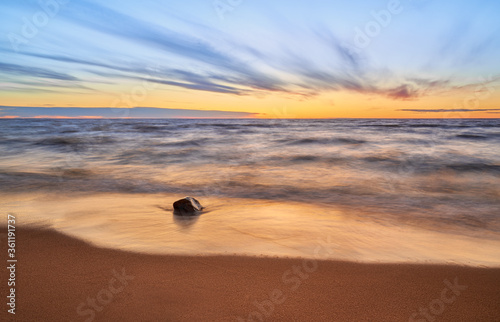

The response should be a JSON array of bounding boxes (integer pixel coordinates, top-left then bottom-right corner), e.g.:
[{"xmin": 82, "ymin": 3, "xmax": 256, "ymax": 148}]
[{"xmin": 1, "ymin": 0, "xmax": 499, "ymax": 118}]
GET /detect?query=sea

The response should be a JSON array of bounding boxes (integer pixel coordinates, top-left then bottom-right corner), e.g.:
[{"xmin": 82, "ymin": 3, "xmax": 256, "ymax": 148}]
[{"xmin": 1, "ymin": 118, "xmax": 499, "ymax": 265}]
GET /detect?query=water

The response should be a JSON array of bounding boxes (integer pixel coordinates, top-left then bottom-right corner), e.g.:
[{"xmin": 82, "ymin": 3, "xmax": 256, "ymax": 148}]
[{"xmin": 1, "ymin": 118, "xmax": 500, "ymax": 265}]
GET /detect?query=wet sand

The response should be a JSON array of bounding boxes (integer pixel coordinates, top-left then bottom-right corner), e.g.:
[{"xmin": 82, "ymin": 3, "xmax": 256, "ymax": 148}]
[
  {"xmin": 3, "ymin": 192, "xmax": 500, "ymax": 267},
  {"xmin": 1, "ymin": 227, "xmax": 499, "ymax": 321}
]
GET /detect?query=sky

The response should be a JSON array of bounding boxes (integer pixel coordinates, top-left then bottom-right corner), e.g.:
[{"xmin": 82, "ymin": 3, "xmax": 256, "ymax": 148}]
[{"xmin": 1, "ymin": 0, "xmax": 499, "ymax": 118}]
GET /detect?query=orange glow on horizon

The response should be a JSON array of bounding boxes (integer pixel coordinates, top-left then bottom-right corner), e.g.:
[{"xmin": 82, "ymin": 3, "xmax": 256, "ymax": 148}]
[{"xmin": 2, "ymin": 84, "xmax": 499, "ymax": 119}]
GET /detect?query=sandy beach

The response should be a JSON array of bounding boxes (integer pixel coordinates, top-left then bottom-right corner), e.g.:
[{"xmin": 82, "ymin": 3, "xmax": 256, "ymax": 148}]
[
  {"xmin": 1, "ymin": 227, "xmax": 499, "ymax": 321},
  {"xmin": 2, "ymin": 0, "xmax": 500, "ymax": 319}
]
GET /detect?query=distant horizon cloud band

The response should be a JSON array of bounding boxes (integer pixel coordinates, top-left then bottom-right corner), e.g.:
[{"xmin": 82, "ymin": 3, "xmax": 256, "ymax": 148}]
[
  {"xmin": 1, "ymin": 0, "xmax": 499, "ymax": 118},
  {"xmin": 2, "ymin": 106, "xmax": 500, "ymax": 119},
  {"xmin": 0, "ymin": 106, "xmax": 259, "ymax": 118}
]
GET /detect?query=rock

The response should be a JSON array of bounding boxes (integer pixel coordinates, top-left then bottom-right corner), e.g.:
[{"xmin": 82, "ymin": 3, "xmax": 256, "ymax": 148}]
[{"xmin": 173, "ymin": 197, "xmax": 203, "ymax": 215}]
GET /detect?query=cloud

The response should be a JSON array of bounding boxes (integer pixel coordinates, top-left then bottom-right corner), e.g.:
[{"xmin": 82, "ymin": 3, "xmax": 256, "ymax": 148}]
[
  {"xmin": 311, "ymin": 27, "xmax": 364, "ymax": 70},
  {"xmin": 0, "ymin": 86, "xmax": 60, "ymax": 93},
  {"xmin": 63, "ymin": 1, "xmax": 286, "ymax": 94},
  {"xmin": 251, "ymin": 26, "xmax": 456, "ymax": 101},
  {"xmin": 436, "ymin": 18, "xmax": 500, "ymax": 67},
  {"xmin": 2, "ymin": 79, "xmax": 96, "ymax": 92},
  {"xmin": 65, "ymin": 1, "xmax": 451, "ymax": 101},
  {"xmin": 398, "ymin": 108, "xmax": 500, "ymax": 113},
  {"xmin": 0, "ymin": 62, "xmax": 78, "ymax": 81},
  {"xmin": 378, "ymin": 78, "xmax": 459, "ymax": 100},
  {"xmin": 17, "ymin": 51, "xmax": 270, "ymax": 96},
  {"xmin": 0, "ymin": 106, "xmax": 259, "ymax": 118},
  {"xmin": 143, "ymin": 78, "xmax": 245, "ymax": 95},
  {"xmin": 385, "ymin": 84, "xmax": 419, "ymax": 100},
  {"xmin": 3, "ymin": 1, "xmax": 497, "ymax": 104}
]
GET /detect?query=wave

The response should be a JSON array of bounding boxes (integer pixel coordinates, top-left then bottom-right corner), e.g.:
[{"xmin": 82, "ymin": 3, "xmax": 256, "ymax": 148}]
[
  {"xmin": 33, "ymin": 136, "xmax": 115, "ymax": 150},
  {"xmin": 280, "ymin": 137, "xmax": 367, "ymax": 145},
  {"xmin": 290, "ymin": 155, "xmax": 320, "ymax": 162},
  {"xmin": 133, "ymin": 124, "xmax": 170, "ymax": 132},
  {"xmin": 157, "ymin": 138, "xmax": 210, "ymax": 147},
  {"xmin": 455, "ymin": 134, "xmax": 489, "ymax": 140},
  {"xmin": 445, "ymin": 163, "xmax": 500, "ymax": 173},
  {"xmin": 34, "ymin": 137, "xmax": 86, "ymax": 151},
  {"xmin": 2, "ymin": 118, "xmax": 500, "ymax": 237}
]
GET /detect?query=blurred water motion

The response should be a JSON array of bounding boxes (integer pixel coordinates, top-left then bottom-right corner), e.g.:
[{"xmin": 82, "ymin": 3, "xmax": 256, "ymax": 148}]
[{"xmin": 1, "ymin": 118, "xmax": 500, "ymax": 264}]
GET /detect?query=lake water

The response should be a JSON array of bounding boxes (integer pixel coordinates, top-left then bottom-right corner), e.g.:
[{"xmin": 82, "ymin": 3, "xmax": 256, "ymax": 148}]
[{"xmin": 1, "ymin": 118, "xmax": 499, "ymax": 265}]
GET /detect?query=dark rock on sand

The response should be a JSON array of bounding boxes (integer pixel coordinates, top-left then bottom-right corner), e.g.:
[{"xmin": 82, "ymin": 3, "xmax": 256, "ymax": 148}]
[{"xmin": 173, "ymin": 197, "xmax": 203, "ymax": 215}]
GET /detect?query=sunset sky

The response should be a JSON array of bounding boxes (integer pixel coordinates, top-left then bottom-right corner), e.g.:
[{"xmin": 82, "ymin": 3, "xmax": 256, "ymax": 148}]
[{"xmin": 1, "ymin": 0, "xmax": 499, "ymax": 118}]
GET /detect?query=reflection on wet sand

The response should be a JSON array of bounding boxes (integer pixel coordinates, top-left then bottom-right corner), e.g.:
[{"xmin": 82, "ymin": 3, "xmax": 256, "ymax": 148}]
[{"xmin": 3, "ymin": 192, "xmax": 500, "ymax": 267}]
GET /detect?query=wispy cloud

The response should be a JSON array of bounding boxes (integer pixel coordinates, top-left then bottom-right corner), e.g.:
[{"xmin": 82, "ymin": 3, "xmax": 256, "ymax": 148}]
[
  {"xmin": 44, "ymin": 2, "xmax": 458, "ymax": 100},
  {"xmin": 1, "ymin": 0, "xmax": 499, "ymax": 111},
  {"xmin": 62, "ymin": 1, "xmax": 287, "ymax": 94},
  {"xmin": 0, "ymin": 62, "xmax": 79, "ymax": 81},
  {"xmin": 398, "ymin": 108, "xmax": 500, "ymax": 113},
  {"xmin": 0, "ymin": 106, "xmax": 259, "ymax": 118}
]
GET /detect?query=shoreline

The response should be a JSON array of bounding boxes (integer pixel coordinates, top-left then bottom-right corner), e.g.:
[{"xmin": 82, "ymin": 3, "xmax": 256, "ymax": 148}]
[
  {"xmin": 1, "ymin": 227, "xmax": 500, "ymax": 321},
  {"xmin": 3, "ymin": 191, "xmax": 500, "ymax": 267}
]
